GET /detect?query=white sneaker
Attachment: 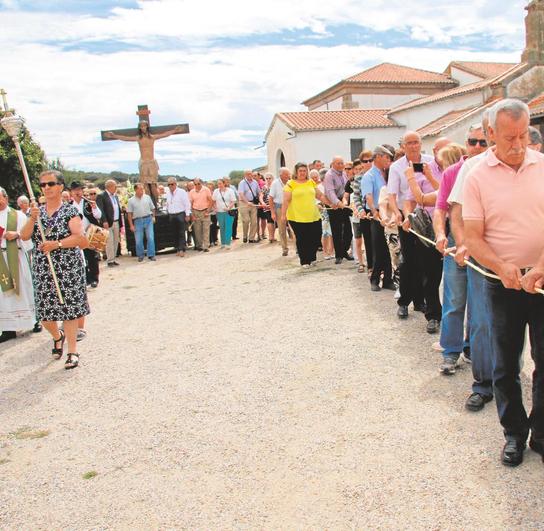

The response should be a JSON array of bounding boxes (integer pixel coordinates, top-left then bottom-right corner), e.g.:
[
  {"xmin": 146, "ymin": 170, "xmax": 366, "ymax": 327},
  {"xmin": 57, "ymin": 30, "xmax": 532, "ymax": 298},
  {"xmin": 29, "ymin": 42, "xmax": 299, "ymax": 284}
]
[{"xmin": 301, "ymin": 264, "xmax": 311, "ymax": 270}]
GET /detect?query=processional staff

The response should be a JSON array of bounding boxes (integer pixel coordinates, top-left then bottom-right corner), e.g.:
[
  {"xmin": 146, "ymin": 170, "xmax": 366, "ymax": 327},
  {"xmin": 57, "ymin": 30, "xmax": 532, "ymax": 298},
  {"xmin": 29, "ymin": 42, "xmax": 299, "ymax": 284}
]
[{"xmin": 0, "ymin": 89, "xmax": 65, "ymax": 303}]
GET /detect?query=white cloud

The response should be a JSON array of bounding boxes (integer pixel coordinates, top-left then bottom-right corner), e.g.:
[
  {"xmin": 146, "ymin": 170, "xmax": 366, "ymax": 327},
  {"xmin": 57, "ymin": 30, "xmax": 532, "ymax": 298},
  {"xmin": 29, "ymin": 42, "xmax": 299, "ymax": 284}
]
[{"xmin": 0, "ymin": 0, "xmax": 526, "ymax": 177}]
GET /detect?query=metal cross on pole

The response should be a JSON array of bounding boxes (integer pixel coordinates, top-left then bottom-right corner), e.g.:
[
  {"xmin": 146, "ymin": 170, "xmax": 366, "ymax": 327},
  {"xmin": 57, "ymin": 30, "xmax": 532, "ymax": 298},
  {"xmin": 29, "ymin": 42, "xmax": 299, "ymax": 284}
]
[{"xmin": 0, "ymin": 89, "xmax": 65, "ymax": 304}]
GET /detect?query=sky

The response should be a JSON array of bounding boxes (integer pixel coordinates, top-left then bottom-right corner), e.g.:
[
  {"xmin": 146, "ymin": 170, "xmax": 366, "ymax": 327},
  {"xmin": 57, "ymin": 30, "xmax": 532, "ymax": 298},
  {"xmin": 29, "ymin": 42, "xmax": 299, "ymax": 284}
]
[{"xmin": 0, "ymin": 0, "xmax": 527, "ymax": 179}]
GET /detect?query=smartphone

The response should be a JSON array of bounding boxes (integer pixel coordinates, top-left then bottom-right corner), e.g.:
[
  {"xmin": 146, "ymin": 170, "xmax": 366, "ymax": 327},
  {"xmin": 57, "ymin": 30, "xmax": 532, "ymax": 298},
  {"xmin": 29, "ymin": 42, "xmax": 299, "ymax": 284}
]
[{"xmin": 413, "ymin": 162, "xmax": 424, "ymax": 173}]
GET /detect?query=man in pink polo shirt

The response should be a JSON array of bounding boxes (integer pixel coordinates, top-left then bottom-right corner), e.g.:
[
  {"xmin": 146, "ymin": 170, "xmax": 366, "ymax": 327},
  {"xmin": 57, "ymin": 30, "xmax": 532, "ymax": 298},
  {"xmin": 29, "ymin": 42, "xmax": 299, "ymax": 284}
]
[{"xmin": 464, "ymin": 98, "xmax": 544, "ymax": 468}]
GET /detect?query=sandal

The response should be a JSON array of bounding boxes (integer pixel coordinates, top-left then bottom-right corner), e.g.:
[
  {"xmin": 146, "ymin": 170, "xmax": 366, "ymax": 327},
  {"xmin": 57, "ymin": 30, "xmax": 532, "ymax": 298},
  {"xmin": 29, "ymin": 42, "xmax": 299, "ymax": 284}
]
[
  {"xmin": 52, "ymin": 330, "xmax": 65, "ymax": 360},
  {"xmin": 358, "ymin": 264, "xmax": 366, "ymax": 273},
  {"xmin": 65, "ymin": 353, "xmax": 79, "ymax": 370}
]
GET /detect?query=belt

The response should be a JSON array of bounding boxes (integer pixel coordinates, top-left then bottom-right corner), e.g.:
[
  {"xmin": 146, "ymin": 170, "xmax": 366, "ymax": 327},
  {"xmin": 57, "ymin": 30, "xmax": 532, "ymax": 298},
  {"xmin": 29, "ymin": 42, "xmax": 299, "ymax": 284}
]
[
  {"xmin": 133, "ymin": 215, "xmax": 151, "ymax": 220},
  {"xmin": 168, "ymin": 211, "xmax": 185, "ymax": 215}
]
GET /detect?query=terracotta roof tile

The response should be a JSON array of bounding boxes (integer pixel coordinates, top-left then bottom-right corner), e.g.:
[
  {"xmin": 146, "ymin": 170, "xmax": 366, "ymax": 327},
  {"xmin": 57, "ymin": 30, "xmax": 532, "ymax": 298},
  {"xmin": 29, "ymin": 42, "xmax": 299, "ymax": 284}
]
[
  {"xmin": 449, "ymin": 61, "xmax": 518, "ymax": 79},
  {"xmin": 529, "ymin": 94, "xmax": 544, "ymax": 117},
  {"xmin": 417, "ymin": 108, "xmax": 478, "ymax": 138},
  {"xmin": 277, "ymin": 109, "xmax": 398, "ymax": 132},
  {"xmin": 346, "ymin": 62, "xmax": 455, "ymax": 85}
]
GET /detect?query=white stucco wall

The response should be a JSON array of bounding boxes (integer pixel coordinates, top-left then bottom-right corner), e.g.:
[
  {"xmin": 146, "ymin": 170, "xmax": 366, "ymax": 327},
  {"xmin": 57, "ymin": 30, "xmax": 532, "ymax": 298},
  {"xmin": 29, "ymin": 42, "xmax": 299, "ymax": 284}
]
[
  {"xmin": 450, "ymin": 67, "xmax": 484, "ymax": 86},
  {"xmin": 312, "ymin": 92, "xmax": 429, "ymax": 111},
  {"xmin": 266, "ymin": 123, "xmax": 405, "ymax": 175},
  {"xmin": 391, "ymin": 90, "xmax": 487, "ymax": 132}
]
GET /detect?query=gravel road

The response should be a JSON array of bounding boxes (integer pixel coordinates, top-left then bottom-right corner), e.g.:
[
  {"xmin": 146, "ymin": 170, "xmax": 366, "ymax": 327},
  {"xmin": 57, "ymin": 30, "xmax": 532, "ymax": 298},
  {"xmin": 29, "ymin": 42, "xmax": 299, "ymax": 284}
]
[{"xmin": 0, "ymin": 241, "xmax": 542, "ymax": 530}]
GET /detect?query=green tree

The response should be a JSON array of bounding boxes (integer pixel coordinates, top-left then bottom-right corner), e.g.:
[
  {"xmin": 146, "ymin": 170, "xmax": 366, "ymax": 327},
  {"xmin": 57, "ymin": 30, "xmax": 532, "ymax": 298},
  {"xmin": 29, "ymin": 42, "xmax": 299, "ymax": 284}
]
[
  {"xmin": 0, "ymin": 110, "xmax": 48, "ymax": 205},
  {"xmin": 228, "ymin": 170, "xmax": 244, "ymax": 186}
]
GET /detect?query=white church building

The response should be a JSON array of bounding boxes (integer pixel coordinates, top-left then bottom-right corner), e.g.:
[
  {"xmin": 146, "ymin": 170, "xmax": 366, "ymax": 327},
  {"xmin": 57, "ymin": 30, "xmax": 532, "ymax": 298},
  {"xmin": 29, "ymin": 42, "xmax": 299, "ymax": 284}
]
[{"xmin": 265, "ymin": 1, "xmax": 544, "ymax": 175}]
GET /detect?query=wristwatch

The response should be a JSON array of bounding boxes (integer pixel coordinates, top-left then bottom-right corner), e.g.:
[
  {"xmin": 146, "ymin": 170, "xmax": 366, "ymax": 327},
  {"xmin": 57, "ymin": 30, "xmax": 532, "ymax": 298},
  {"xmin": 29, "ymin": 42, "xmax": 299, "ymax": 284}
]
[{"xmin": 57, "ymin": 240, "xmax": 63, "ymax": 249}]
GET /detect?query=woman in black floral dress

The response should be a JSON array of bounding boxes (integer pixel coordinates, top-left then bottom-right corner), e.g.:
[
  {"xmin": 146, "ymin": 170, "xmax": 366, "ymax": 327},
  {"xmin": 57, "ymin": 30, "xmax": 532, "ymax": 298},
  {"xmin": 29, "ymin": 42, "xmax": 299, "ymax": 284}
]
[{"xmin": 21, "ymin": 170, "xmax": 89, "ymax": 369}]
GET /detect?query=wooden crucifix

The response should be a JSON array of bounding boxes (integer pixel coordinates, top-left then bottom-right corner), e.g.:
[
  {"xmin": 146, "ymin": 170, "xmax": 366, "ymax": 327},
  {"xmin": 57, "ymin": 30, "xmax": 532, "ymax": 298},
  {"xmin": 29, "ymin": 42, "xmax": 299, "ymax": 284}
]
[{"xmin": 101, "ymin": 105, "xmax": 189, "ymax": 201}]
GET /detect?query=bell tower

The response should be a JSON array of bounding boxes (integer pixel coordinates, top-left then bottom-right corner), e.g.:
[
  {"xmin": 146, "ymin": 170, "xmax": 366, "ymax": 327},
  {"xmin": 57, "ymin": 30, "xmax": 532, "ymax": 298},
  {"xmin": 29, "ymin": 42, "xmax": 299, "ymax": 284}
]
[{"xmin": 522, "ymin": 0, "xmax": 544, "ymax": 64}]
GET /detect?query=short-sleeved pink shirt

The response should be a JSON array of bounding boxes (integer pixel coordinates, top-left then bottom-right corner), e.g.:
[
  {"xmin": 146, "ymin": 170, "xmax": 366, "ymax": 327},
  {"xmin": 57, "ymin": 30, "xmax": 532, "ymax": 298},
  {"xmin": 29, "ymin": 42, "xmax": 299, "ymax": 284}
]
[{"xmin": 463, "ymin": 148, "xmax": 544, "ymax": 268}]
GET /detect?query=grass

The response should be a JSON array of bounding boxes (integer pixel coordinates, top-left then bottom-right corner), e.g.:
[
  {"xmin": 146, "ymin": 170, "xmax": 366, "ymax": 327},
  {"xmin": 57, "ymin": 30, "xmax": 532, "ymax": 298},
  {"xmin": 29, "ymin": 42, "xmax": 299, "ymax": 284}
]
[
  {"xmin": 82, "ymin": 470, "xmax": 98, "ymax": 480},
  {"xmin": 11, "ymin": 427, "xmax": 50, "ymax": 440}
]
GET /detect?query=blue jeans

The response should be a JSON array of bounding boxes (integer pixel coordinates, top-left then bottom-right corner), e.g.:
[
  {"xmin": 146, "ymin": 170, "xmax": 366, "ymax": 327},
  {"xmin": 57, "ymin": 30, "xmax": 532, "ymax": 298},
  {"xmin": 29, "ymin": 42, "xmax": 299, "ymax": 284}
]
[
  {"xmin": 217, "ymin": 211, "xmax": 233, "ymax": 245},
  {"xmin": 484, "ymin": 276, "xmax": 544, "ymax": 442},
  {"xmin": 467, "ymin": 266, "xmax": 493, "ymax": 397},
  {"xmin": 440, "ymin": 235, "xmax": 469, "ymax": 361},
  {"xmin": 134, "ymin": 215, "xmax": 155, "ymax": 258}
]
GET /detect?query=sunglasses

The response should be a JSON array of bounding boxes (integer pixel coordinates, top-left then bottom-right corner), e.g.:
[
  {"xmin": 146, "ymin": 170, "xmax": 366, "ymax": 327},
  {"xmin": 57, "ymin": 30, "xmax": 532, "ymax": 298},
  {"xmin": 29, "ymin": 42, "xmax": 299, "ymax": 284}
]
[
  {"xmin": 345, "ymin": 167, "xmax": 353, "ymax": 170},
  {"xmin": 361, "ymin": 159, "xmax": 373, "ymax": 163},
  {"xmin": 89, "ymin": 192, "xmax": 97, "ymax": 196},
  {"xmin": 467, "ymin": 138, "xmax": 487, "ymax": 147},
  {"xmin": 39, "ymin": 181, "xmax": 60, "ymax": 188}
]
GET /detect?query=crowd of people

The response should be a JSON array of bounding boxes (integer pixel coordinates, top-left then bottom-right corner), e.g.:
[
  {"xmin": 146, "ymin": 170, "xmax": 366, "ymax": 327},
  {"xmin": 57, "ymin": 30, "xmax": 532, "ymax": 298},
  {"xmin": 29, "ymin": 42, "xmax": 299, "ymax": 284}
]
[{"xmin": 1, "ymin": 97, "xmax": 543, "ymax": 467}]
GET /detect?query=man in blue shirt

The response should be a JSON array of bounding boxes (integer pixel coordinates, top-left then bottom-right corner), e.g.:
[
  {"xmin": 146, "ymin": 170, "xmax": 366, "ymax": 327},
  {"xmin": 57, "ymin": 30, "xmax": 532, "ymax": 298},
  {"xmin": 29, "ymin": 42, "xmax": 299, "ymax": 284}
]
[{"xmin": 361, "ymin": 145, "xmax": 395, "ymax": 291}]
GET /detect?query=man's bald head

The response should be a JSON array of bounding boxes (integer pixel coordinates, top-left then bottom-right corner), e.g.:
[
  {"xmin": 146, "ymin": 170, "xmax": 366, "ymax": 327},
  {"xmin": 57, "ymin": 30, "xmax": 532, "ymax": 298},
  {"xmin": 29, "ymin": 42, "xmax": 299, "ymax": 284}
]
[{"xmin": 331, "ymin": 156, "xmax": 344, "ymax": 172}]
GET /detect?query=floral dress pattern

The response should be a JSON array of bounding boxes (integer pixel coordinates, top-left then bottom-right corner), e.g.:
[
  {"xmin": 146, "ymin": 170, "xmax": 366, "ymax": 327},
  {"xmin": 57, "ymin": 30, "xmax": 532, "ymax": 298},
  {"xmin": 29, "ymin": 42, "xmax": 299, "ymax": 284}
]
[{"xmin": 32, "ymin": 203, "xmax": 90, "ymax": 321}]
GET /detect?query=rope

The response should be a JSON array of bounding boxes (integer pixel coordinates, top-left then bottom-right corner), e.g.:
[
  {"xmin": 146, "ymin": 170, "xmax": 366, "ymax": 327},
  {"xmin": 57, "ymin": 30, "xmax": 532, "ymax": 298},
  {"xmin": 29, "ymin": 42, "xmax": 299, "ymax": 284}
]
[{"xmin": 406, "ymin": 228, "xmax": 544, "ymax": 296}]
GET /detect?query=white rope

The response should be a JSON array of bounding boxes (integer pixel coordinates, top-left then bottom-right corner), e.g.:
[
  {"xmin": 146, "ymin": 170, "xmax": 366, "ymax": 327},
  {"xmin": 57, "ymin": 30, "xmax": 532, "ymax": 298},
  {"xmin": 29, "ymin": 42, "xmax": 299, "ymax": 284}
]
[{"xmin": 406, "ymin": 228, "xmax": 544, "ymax": 296}]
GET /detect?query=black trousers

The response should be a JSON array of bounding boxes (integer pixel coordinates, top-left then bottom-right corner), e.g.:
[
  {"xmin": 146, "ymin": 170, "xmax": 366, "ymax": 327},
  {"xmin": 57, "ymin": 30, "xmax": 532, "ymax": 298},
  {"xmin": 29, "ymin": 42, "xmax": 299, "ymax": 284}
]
[
  {"xmin": 232, "ymin": 210, "xmax": 238, "ymax": 238},
  {"xmin": 360, "ymin": 217, "xmax": 373, "ymax": 269},
  {"xmin": 169, "ymin": 212, "xmax": 187, "ymax": 252},
  {"xmin": 485, "ymin": 279, "xmax": 544, "ymax": 443},
  {"xmin": 289, "ymin": 220, "xmax": 322, "ymax": 265},
  {"xmin": 328, "ymin": 208, "xmax": 353, "ymax": 259},
  {"xmin": 209, "ymin": 214, "xmax": 218, "ymax": 244},
  {"xmin": 398, "ymin": 228, "xmax": 425, "ymax": 308},
  {"xmin": 370, "ymin": 220, "xmax": 392, "ymax": 284},
  {"xmin": 415, "ymin": 238, "xmax": 443, "ymax": 321},
  {"xmin": 83, "ymin": 248, "xmax": 99, "ymax": 284}
]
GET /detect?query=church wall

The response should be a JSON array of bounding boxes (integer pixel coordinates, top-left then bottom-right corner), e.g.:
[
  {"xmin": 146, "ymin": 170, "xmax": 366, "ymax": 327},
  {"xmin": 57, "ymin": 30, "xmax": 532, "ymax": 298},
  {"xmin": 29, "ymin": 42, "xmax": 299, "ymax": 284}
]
[
  {"xmin": 289, "ymin": 128, "xmax": 405, "ymax": 167},
  {"xmin": 392, "ymin": 91, "xmax": 485, "ymax": 131},
  {"xmin": 266, "ymin": 119, "xmax": 298, "ymax": 177},
  {"xmin": 449, "ymin": 67, "xmax": 483, "ymax": 86},
  {"xmin": 506, "ymin": 66, "xmax": 544, "ymax": 101},
  {"xmin": 420, "ymin": 110, "xmax": 487, "ymax": 153},
  {"xmin": 312, "ymin": 93, "xmax": 430, "ymax": 111}
]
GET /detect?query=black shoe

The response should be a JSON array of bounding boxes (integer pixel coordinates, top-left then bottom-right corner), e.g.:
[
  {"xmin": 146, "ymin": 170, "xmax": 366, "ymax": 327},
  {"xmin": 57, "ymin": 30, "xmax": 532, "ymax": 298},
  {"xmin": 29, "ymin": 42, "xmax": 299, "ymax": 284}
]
[
  {"xmin": 370, "ymin": 281, "xmax": 381, "ymax": 292},
  {"xmin": 107, "ymin": 262, "xmax": 119, "ymax": 267},
  {"xmin": 344, "ymin": 254, "xmax": 355, "ymax": 261},
  {"xmin": 413, "ymin": 303, "xmax": 426, "ymax": 312},
  {"xmin": 335, "ymin": 258, "xmax": 343, "ymax": 265},
  {"xmin": 501, "ymin": 439, "xmax": 525, "ymax": 467},
  {"xmin": 243, "ymin": 238, "xmax": 248, "ymax": 243},
  {"xmin": 426, "ymin": 319, "xmax": 440, "ymax": 334},
  {"xmin": 397, "ymin": 305, "xmax": 408, "ymax": 319},
  {"xmin": 148, "ymin": 256, "xmax": 157, "ymax": 261},
  {"xmin": 529, "ymin": 438, "xmax": 544, "ymax": 462},
  {"xmin": 382, "ymin": 281, "xmax": 396, "ymax": 291},
  {"xmin": 232, "ymin": 237, "xmax": 239, "ymax": 240},
  {"xmin": 0, "ymin": 331, "xmax": 16, "ymax": 343},
  {"xmin": 203, "ymin": 248, "xmax": 210, "ymax": 252},
  {"xmin": 33, "ymin": 322, "xmax": 42, "ymax": 333},
  {"xmin": 465, "ymin": 392, "xmax": 493, "ymax": 412},
  {"xmin": 90, "ymin": 281, "xmax": 98, "ymax": 288}
]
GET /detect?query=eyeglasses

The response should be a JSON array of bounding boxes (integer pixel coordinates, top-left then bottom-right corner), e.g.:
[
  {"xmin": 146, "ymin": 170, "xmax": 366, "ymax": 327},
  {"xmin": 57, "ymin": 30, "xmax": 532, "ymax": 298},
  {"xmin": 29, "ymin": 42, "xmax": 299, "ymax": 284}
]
[
  {"xmin": 467, "ymin": 138, "xmax": 487, "ymax": 147},
  {"xmin": 89, "ymin": 192, "xmax": 97, "ymax": 196},
  {"xmin": 361, "ymin": 159, "xmax": 372, "ymax": 164},
  {"xmin": 345, "ymin": 167, "xmax": 353, "ymax": 170},
  {"xmin": 39, "ymin": 181, "xmax": 59, "ymax": 188},
  {"xmin": 168, "ymin": 183, "xmax": 177, "ymax": 186}
]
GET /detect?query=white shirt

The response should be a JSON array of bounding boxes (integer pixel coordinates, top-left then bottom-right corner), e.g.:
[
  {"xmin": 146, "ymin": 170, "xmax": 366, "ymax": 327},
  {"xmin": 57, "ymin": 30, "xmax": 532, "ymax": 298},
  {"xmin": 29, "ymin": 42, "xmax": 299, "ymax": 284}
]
[
  {"xmin": 166, "ymin": 187, "xmax": 191, "ymax": 215},
  {"xmin": 72, "ymin": 198, "xmax": 102, "ymax": 231},
  {"xmin": 108, "ymin": 192, "xmax": 120, "ymax": 221},
  {"xmin": 268, "ymin": 178, "xmax": 285, "ymax": 207},
  {"xmin": 212, "ymin": 188, "xmax": 236, "ymax": 213},
  {"xmin": 448, "ymin": 151, "xmax": 488, "ymax": 205}
]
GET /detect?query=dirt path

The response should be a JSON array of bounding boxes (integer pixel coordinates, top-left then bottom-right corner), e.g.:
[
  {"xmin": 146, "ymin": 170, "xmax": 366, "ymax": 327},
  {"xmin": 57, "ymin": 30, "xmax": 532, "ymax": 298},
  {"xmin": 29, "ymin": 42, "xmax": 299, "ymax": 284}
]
[{"xmin": 0, "ymin": 241, "xmax": 542, "ymax": 529}]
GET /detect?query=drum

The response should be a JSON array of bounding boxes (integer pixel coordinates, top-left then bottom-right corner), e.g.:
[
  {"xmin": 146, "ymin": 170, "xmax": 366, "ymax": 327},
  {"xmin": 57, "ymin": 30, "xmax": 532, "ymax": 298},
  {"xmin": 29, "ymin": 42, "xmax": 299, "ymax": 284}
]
[{"xmin": 85, "ymin": 225, "xmax": 109, "ymax": 252}]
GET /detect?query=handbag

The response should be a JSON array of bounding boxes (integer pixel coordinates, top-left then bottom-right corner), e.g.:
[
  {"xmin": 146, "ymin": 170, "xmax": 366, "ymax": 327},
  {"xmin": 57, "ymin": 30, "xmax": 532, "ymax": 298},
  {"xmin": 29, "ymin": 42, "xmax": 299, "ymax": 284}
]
[
  {"xmin": 219, "ymin": 190, "xmax": 236, "ymax": 217},
  {"xmin": 408, "ymin": 207, "xmax": 435, "ymax": 247}
]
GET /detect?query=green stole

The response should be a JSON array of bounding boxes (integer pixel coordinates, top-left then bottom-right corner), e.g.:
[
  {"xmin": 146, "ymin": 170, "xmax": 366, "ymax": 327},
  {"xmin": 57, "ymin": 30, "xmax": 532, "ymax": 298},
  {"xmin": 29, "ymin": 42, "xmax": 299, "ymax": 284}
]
[{"xmin": 0, "ymin": 208, "xmax": 20, "ymax": 295}]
